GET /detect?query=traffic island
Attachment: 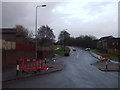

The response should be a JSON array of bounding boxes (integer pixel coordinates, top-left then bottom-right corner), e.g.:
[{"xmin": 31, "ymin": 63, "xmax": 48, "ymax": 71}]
[
  {"xmin": 2, "ymin": 62, "xmax": 64, "ymax": 85},
  {"xmin": 91, "ymin": 61, "xmax": 120, "ymax": 72}
]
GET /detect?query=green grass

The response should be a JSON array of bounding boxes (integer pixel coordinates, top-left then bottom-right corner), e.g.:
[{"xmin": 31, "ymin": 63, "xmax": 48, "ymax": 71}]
[
  {"xmin": 54, "ymin": 45, "xmax": 70, "ymax": 56},
  {"xmin": 92, "ymin": 49, "xmax": 120, "ymax": 61}
]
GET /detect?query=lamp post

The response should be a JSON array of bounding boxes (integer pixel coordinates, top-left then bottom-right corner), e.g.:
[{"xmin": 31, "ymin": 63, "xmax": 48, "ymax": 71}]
[
  {"xmin": 63, "ymin": 29, "xmax": 67, "ymax": 55},
  {"xmin": 35, "ymin": 5, "xmax": 46, "ymax": 59}
]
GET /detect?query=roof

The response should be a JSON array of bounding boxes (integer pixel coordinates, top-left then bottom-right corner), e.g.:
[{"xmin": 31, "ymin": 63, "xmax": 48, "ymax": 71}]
[
  {"xmin": 0, "ymin": 28, "xmax": 25, "ymax": 37},
  {"xmin": 99, "ymin": 36, "xmax": 114, "ymax": 40},
  {"xmin": 0, "ymin": 28, "xmax": 16, "ymax": 34},
  {"xmin": 100, "ymin": 36, "xmax": 114, "ymax": 40},
  {"xmin": 108, "ymin": 38, "xmax": 120, "ymax": 42}
]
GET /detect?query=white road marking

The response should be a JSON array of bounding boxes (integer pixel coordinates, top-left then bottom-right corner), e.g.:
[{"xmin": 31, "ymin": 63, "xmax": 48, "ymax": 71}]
[{"xmin": 76, "ymin": 52, "xmax": 79, "ymax": 58}]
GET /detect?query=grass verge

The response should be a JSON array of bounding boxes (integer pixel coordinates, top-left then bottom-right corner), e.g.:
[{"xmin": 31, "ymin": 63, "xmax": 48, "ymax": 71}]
[{"xmin": 54, "ymin": 45, "xmax": 70, "ymax": 56}]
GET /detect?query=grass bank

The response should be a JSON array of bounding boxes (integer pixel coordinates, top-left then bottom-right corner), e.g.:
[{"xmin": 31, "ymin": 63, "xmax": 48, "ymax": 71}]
[
  {"xmin": 54, "ymin": 45, "xmax": 70, "ymax": 56},
  {"xmin": 92, "ymin": 49, "xmax": 120, "ymax": 61}
]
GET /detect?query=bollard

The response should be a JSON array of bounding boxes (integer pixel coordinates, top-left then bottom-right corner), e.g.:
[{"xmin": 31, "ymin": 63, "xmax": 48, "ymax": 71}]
[
  {"xmin": 45, "ymin": 58, "xmax": 47, "ymax": 64},
  {"xmin": 106, "ymin": 61, "xmax": 108, "ymax": 69},
  {"xmin": 106, "ymin": 64, "xmax": 108, "ymax": 69},
  {"xmin": 16, "ymin": 61, "xmax": 19, "ymax": 76}
]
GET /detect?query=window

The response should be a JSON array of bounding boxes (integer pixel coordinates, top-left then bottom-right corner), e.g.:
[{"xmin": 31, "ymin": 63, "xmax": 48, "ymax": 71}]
[
  {"xmin": 116, "ymin": 42, "xmax": 118, "ymax": 46},
  {"xmin": 112, "ymin": 42, "xmax": 115, "ymax": 46}
]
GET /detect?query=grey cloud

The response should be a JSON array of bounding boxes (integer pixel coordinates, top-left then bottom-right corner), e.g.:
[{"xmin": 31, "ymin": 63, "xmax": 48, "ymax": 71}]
[
  {"xmin": 2, "ymin": 2, "xmax": 118, "ymax": 39},
  {"xmin": 2, "ymin": 2, "xmax": 30, "ymax": 27},
  {"xmin": 84, "ymin": 2, "xmax": 114, "ymax": 16}
]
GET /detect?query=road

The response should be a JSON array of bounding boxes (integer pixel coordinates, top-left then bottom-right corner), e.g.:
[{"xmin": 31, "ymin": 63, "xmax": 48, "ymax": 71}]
[{"xmin": 3, "ymin": 47, "xmax": 118, "ymax": 88}]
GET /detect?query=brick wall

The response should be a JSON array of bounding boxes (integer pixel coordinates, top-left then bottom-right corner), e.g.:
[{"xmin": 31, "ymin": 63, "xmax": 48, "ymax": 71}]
[
  {"xmin": 108, "ymin": 49, "xmax": 120, "ymax": 56},
  {"xmin": 2, "ymin": 50, "xmax": 35, "ymax": 68}
]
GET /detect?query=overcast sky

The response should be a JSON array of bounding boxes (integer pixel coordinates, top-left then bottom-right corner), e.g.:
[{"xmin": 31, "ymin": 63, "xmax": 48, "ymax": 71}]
[{"xmin": 2, "ymin": 1, "xmax": 118, "ymax": 39}]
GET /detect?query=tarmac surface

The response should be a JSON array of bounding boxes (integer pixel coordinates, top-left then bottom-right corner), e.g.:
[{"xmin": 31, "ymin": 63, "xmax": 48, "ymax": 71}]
[{"xmin": 2, "ymin": 47, "xmax": 119, "ymax": 88}]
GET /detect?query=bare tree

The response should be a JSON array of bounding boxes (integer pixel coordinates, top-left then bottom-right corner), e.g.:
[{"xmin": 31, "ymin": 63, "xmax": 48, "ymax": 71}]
[
  {"xmin": 16, "ymin": 25, "xmax": 28, "ymax": 38},
  {"xmin": 37, "ymin": 25, "xmax": 55, "ymax": 45},
  {"xmin": 58, "ymin": 30, "xmax": 70, "ymax": 45}
]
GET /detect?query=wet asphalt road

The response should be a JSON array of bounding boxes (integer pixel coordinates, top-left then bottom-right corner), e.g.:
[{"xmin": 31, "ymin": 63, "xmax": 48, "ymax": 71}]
[{"xmin": 3, "ymin": 47, "xmax": 118, "ymax": 88}]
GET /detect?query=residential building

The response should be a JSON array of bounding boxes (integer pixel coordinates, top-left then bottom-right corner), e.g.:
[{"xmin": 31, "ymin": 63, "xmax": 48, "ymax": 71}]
[{"xmin": 97, "ymin": 36, "xmax": 120, "ymax": 55}]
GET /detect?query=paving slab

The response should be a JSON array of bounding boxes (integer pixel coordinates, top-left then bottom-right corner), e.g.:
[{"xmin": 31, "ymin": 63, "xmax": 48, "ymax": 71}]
[{"xmin": 91, "ymin": 61, "xmax": 120, "ymax": 72}]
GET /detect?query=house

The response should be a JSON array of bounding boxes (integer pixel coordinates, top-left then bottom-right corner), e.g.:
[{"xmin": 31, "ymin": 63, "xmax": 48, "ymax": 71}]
[
  {"xmin": 107, "ymin": 38, "xmax": 120, "ymax": 55},
  {"xmin": 97, "ymin": 36, "xmax": 120, "ymax": 55},
  {"xmin": 97, "ymin": 36, "xmax": 114, "ymax": 52}
]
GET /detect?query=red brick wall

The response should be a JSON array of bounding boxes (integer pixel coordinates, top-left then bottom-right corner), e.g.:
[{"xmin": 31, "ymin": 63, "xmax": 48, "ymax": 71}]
[
  {"xmin": 2, "ymin": 50, "xmax": 35, "ymax": 68},
  {"xmin": 2, "ymin": 44, "xmax": 55, "ymax": 68},
  {"xmin": 2, "ymin": 43, "xmax": 36, "ymax": 68},
  {"xmin": 108, "ymin": 49, "xmax": 120, "ymax": 56},
  {"xmin": 108, "ymin": 42, "xmax": 119, "ymax": 49}
]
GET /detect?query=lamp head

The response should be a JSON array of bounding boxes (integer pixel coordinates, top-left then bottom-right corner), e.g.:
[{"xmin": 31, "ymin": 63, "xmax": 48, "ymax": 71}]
[
  {"xmin": 37, "ymin": 5, "xmax": 46, "ymax": 8},
  {"xmin": 42, "ymin": 5, "xmax": 46, "ymax": 7}
]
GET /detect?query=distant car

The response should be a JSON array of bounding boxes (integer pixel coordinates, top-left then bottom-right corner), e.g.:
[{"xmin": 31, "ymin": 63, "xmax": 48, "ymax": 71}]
[
  {"xmin": 64, "ymin": 52, "xmax": 70, "ymax": 56},
  {"xmin": 73, "ymin": 48, "xmax": 76, "ymax": 51},
  {"xmin": 55, "ymin": 48, "xmax": 60, "ymax": 50},
  {"xmin": 85, "ymin": 48, "xmax": 90, "ymax": 51}
]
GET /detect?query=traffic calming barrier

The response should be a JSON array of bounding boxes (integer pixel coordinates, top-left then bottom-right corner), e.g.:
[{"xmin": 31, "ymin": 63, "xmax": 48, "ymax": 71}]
[{"xmin": 16, "ymin": 58, "xmax": 51, "ymax": 76}]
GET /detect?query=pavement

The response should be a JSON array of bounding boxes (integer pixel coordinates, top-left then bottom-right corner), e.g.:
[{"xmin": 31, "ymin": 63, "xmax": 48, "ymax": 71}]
[
  {"xmin": 91, "ymin": 61, "xmax": 120, "ymax": 72},
  {"xmin": 89, "ymin": 51, "xmax": 120, "ymax": 72},
  {"xmin": 2, "ymin": 55, "xmax": 64, "ymax": 85}
]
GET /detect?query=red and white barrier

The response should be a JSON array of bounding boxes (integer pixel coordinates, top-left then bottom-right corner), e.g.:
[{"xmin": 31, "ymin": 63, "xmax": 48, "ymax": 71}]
[{"xmin": 16, "ymin": 58, "xmax": 51, "ymax": 76}]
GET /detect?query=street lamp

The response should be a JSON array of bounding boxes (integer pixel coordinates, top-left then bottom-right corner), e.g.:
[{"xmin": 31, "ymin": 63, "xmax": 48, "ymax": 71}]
[
  {"xmin": 63, "ymin": 29, "xmax": 67, "ymax": 55},
  {"xmin": 35, "ymin": 5, "xmax": 46, "ymax": 59}
]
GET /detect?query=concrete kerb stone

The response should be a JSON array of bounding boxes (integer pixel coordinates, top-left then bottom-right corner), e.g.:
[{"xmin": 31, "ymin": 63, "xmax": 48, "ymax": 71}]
[
  {"xmin": 98, "ymin": 68, "xmax": 120, "ymax": 72},
  {"xmin": 96, "ymin": 65, "xmax": 119, "ymax": 72},
  {"xmin": 89, "ymin": 51, "xmax": 119, "ymax": 63},
  {"xmin": 90, "ymin": 51, "xmax": 119, "ymax": 72},
  {"xmin": 2, "ymin": 62, "xmax": 64, "ymax": 85},
  {"xmin": 89, "ymin": 51, "xmax": 100, "ymax": 61}
]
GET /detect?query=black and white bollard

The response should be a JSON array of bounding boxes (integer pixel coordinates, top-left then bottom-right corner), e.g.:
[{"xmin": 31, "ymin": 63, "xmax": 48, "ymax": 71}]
[
  {"xmin": 16, "ymin": 61, "xmax": 19, "ymax": 76},
  {"xmin": 45, "ymin": 58, "xmax": 47, "ymax": 64},
  {"xmin": 53, "ymin": 59, "xmax": 56, "ymax": 62},
  {"xmin": 106, "ymin": 61, "xmax": 108, "ymax": 69}
]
